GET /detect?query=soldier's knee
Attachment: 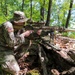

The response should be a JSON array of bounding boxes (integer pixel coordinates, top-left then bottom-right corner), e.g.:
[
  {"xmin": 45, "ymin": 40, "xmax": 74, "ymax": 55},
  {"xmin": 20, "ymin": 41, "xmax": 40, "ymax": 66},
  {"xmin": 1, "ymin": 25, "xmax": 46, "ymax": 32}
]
[{"xmin": 2, "ymin": 55, "xmax": 20, "ymax": 75}]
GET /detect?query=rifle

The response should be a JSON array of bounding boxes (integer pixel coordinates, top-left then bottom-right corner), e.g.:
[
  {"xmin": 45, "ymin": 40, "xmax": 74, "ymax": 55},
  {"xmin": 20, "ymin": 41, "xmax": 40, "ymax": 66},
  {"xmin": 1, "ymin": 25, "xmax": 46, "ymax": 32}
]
[
  {"xmin": 24, "ymin": 24, "xmax": 75, "ymax": 40},
  {"xmin": 24, "ymin": 25, "xmax": 55, "ymax": 40},
  {"xmin": 25, "ymin": 22, "xmax": 75, "ymax": 32}
]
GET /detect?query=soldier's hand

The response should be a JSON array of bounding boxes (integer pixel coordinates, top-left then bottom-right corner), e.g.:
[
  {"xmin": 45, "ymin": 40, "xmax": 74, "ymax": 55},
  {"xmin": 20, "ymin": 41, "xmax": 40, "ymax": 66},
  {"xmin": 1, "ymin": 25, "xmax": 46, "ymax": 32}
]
[
  {"xmin": 36, "ymin": 29, "xmax": 42, "ymax": 35},
  {"xmin": 22, "ymin": 30, "xmax": 33, "ymax": 37}
]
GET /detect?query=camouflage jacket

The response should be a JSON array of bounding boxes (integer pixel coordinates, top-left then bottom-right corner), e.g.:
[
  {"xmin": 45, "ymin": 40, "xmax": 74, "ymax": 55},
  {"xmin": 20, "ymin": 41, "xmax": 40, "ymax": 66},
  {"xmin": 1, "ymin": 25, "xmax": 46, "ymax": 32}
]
[{"xmin": 0, "ymin": 21, "xmax": 25, "ymax": 52}]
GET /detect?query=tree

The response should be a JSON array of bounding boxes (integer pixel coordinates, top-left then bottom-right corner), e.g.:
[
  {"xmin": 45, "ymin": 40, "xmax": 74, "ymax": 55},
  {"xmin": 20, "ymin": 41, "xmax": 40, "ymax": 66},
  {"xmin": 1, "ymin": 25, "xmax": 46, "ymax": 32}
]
[
  {"xmin": 22, "ymin": 0, "xmax": 24, "ymax": 11},
  {"xmin": 40, "ymin": 0, "xmax": 45, "ymax": 21},
  {"xmin": 65, "ymin": 0, "xmax": 73, "ymax": 28},
  {"xmin": 45, "ymin": 0, "xmax": 52, "ymax": 26},
  {"xmin": 30, "ymin": 0, "xmax": 32, "ymax": 19},
  {"xmin": 5, "ymin": 0, "xmax": 8, "ymax": 16}
]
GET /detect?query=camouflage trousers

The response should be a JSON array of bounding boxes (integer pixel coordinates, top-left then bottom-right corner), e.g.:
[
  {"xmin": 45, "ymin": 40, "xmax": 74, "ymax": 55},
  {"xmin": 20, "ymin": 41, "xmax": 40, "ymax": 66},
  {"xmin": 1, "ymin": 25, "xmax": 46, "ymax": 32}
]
[{"xmin": 0, "ymin": 51, "xmax": 20, "ymax": 75}]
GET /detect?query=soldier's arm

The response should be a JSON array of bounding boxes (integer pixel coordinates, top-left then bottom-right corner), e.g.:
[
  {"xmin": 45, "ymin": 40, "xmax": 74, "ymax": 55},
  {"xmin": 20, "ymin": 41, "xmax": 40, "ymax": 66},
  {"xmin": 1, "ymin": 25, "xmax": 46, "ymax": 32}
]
[{"xmin": 17, "ymin": 30, "xmax": 33, "ymax": 42}]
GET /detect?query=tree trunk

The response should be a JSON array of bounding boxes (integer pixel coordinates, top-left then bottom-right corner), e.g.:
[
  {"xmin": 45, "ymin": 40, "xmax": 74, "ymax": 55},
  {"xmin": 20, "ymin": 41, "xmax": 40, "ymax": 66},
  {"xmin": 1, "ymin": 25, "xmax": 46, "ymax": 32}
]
[
  {"xmin": 5, "ymin": 0, "xmax": 7, "ymax": 16},
  {"xmin": 40, "ymin": 0, "xmax": 45, "ymax": 21},
  {"xmin": 45, "ymin": 0, "xmax": 52, "ymax": 26},
  {"xmin": 30, "ymin": 0, "xmax": 32, "ymax": 19},
  {"xmin": 22, "ymin": 0, "xmax": 24, "ymax": 11},
  {"xmin": 65, "ymin": 0, "xmax": 73, "ymax": 28},
  {"xmin": 62, "ymin": 12, "xmax": 66, "ymax": 27}
]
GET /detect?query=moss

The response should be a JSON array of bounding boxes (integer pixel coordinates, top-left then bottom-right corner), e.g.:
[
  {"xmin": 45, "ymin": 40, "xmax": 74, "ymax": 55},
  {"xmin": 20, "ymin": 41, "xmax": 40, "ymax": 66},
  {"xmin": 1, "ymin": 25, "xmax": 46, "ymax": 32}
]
[{"xmin": 27, "ymin": 69, "xmax": 40, "ymax": 75}]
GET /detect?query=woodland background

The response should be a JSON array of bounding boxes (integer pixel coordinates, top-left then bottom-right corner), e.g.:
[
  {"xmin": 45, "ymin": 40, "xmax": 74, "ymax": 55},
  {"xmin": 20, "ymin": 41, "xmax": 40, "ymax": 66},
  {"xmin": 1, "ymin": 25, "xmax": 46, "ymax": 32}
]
[{"xmin": 0, "ymin": 0, "xmax": 75, "ymax": 37}]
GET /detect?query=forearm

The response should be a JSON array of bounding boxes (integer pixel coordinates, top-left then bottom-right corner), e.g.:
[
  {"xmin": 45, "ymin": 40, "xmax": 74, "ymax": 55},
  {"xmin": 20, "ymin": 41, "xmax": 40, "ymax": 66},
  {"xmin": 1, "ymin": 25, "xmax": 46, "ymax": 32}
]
[{"xmin": 15, "ymin": 30, "xmax": 32, "ymax": 45}]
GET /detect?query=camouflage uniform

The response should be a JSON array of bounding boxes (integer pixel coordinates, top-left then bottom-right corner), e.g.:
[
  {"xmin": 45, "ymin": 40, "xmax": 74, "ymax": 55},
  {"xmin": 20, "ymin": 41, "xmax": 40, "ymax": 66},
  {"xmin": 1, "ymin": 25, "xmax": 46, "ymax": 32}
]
[
  {"xmin": 0, "ymin": 11, "xmax": 49, "ymax": 75},
  {"xmin": 0, "ymin": 11, "xmax": 27, "ymax": 75}
]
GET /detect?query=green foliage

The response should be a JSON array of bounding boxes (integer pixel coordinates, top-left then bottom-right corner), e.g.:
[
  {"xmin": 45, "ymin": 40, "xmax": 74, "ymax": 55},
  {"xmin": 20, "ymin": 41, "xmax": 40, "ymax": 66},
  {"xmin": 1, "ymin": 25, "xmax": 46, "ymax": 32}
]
[
  {"xmin": 68, "ymin": 32, "xmax": 75, "ymax": 38},
  {"xmin": 73, "ymin": 4, "xmax": 75, "ymax": 8},
  {"xmin": 0, "ymin": 0, "xmax": 75, "ymax": 29},
  {"xmin": 62, "ymin": 32, "xmax": 68, "ymax": 37},
  {"xmin": 0, "ymin": 13, "xmax": 7, "ymax": 24},
  {"xmin": 62, "ymin": 32, "xmax": 75, "ymax": 39}
]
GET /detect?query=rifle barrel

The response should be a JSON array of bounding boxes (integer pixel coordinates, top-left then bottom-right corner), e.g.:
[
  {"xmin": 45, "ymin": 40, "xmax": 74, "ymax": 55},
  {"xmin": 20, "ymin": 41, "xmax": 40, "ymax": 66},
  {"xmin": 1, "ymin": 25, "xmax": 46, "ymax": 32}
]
[{"xmin": 64, "ymin": 28, "xmax": 75, "ymax": 32}]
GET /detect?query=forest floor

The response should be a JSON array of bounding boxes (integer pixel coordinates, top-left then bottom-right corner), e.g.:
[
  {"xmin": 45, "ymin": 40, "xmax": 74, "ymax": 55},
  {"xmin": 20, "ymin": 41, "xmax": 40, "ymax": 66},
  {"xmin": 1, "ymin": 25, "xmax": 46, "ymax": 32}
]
[
  {"xmin": 18, "ymin": 34, "xmax": 75, "ymax": 75},
  {"xmin": 54, "ymin": 34, "xmax": 75, "ymax": 51}
]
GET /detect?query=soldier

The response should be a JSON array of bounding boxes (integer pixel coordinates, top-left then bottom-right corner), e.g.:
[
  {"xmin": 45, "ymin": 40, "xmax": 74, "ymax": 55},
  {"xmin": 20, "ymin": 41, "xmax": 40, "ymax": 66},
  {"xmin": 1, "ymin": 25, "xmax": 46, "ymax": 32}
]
[{"xmin": 0, "ymin": 11, "xmax": 33, "ymax": 75}]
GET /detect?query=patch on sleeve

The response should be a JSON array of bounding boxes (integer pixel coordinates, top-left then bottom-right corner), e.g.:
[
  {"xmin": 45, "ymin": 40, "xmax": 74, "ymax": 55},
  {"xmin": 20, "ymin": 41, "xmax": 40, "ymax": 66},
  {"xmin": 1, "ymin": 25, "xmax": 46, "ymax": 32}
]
[{"xmin": 3, "ymin": 21, "xmax": 14, "ymax": 33}]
